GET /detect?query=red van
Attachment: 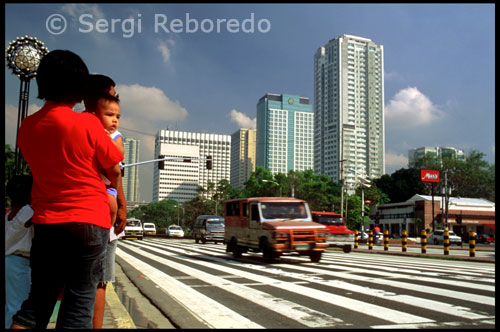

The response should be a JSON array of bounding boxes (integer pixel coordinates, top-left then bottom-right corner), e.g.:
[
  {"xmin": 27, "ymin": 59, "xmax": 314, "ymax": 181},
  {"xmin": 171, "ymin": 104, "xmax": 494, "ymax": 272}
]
[{"xmin": 311, "ymin": 211, "xmax": 354, "ymax": 253}]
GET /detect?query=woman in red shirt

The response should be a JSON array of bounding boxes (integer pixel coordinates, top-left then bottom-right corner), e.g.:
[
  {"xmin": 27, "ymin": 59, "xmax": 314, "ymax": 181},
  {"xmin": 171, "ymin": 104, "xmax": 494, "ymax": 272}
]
[{"xmin": 11, "ymin": 50, "xmax": 124, "ymax": 329}]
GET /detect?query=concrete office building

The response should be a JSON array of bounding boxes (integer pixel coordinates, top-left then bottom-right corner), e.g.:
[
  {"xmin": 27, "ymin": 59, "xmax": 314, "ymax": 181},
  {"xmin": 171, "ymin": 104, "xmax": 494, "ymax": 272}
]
[
  {"xmin": 122, "ymin": 137, "xmax": 140, "ymax": 202},
  {"xmin": 314, "ymin": 34, "xmax": 385, "ymax": 189},
  {"xmin": 256, "ymin": 93, "xmax": 314, "ymax": 174},
  {"xmin": 408, "ymin": 146, "xmax": 466, "ymax": 168},
  {"xmin": 153, "ymin": 130, "xmax": 231, "ymax": 203},
  {"xmin": 231, "ymin": 128, "xmax": 257, "ymax": 189}
]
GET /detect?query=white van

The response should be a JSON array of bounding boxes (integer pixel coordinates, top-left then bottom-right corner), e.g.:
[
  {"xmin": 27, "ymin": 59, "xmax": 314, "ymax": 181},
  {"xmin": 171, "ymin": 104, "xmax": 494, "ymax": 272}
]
[
  {"xmin": 143, "ymin": 223, "xmax": 157, "ymax": 236},
  {"xmin": 124, "ymin": 218, "xmax": 143, "ymax": 240}
]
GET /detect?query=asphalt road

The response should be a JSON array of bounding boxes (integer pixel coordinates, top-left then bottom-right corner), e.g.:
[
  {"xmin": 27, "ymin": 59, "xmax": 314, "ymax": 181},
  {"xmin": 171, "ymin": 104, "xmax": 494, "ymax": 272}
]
[{"xmin": 115, "ymin": 238, "xmax": 495, "ymax": 329}]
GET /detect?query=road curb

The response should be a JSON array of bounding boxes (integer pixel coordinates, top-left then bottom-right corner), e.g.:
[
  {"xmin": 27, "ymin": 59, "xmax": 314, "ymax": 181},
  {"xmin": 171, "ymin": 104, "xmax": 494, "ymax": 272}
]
[
  {"xmin": 349, "ymin": 248, "xmax": 495, "ymax": 263},
  {"xmin": 105, "ymin": 282, "xmax": 137, "ymax": 329}
]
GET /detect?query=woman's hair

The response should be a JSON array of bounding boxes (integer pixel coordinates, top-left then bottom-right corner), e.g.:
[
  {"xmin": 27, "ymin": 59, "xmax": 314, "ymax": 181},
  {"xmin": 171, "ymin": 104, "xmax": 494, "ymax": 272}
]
[
  {"xmin": 36, "ymin": 50, "xmax": 89, "ymax": 104},
  {"xmin": 6, "ymin": 175, "xmax": 33, "ymax": 207}
]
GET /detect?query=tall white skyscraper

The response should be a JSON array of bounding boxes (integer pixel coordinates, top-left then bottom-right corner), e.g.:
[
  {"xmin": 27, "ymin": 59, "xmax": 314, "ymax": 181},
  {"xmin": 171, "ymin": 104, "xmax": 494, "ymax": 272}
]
[
  {"xmin": 314, "ymin": 34, "xmax": 385, "ymax": 189},
  {"xmin": 230, "ymin": 128, "xmax": 256, "ymax": 189},
  {"xmin": 153, "ymin": 130, "xmax": 231, "ymax": 203},
  {"xmin": 122, "ymin": 137, "xmax": 140, "ymax": 202}
]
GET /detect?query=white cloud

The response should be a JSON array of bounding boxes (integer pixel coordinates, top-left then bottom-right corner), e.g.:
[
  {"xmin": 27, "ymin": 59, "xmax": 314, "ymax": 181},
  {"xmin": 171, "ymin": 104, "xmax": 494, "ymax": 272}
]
[
  {"xmin": 61, "ymin": 3, "xmax": 105, "ymax": 21},
  {"xmin": 229, "ymin": 109, "xmax": 256, "ymax": 130},
  {"xmin": 116, "ymin": 84, "xmax": 187, "ymax": 130},
  {"xmin": 5, "ymin": 103, "xmax": 43, "ymax": 147},
  {"xmin": 385, "ymin": 87, "xmax": 445, "ymax": 129},
  {"xmin": 157, "ymin": 40, "xmax": 175, "ymax": 64},
  {"xmin": 385, "ymin": 151, "xmax": 408, "ymax": 174},
  {"xmin": 384, "ymin": 71, "xmax": 403, "ymax": 81}
]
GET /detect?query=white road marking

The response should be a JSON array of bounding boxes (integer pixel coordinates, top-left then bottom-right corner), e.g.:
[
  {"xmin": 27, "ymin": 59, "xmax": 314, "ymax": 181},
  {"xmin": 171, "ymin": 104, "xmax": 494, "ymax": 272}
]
[
  {"xmin": 116, "ymin": 247, "xmax": 263, "ymax": 329},
  {"xmin": 118, "ymin": 242, "xmax": 347, "ymax": 327},
  {"xmin": 125, "ymin": 241, "xmax": 434, "ymax": 325}
]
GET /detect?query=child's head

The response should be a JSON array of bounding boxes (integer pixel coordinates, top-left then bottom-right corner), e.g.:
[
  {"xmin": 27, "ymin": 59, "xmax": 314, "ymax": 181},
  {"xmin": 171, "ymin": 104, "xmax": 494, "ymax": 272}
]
[
  {"xmin": 94, "ymin": 94, "xmax": 121, "ymax": 134},
  {"xmin": 6, "ymin": 175, "xmax": 33, "ymax": 207},
  {"xmin": 83, "ymin": 74, "xmax": 117, "ymax": 111}
]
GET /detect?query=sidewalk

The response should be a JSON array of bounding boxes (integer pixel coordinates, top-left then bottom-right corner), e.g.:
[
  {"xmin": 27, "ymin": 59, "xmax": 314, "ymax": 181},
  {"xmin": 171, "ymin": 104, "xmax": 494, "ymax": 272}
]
[
  {"xmin": 349, "ymin": 243, "xmax": 495, "ymax": 263},
  {"xmin": 47, "ymin": 282, "xmax": 136, "ymax": 329}
]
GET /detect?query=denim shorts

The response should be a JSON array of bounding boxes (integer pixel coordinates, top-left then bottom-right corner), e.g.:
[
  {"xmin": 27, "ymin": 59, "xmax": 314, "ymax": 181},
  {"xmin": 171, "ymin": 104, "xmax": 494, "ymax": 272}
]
[
  {"xmin": 101, "ymin": 239, "xmax": 118, "ymax": 283},
  {"xmin": 12, "ymin": 222, "xmax": 109, "ymax": 329}
]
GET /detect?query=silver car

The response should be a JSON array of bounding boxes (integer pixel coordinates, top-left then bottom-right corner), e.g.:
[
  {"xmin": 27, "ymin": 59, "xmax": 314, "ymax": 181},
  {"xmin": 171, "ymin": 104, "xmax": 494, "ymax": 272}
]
[{"xmin": 429, "ymin": 230, "xmax": 462, "ymax": 245}]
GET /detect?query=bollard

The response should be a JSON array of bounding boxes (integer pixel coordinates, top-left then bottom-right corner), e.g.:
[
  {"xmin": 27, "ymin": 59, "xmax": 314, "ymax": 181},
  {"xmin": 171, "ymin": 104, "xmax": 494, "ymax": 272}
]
[
  {"xmin": 368, "ymin": 230, "xmax": 373, "ymax": 250},
  {"xmin": 443, "ymin": 227, "xmax": 450, "ymax": 255},
  {"xmin": 420, "ymin": 230, "xmax": 427, "ymax": 254},
  {"xmin": 401, "ymin": 230, "xmax": 407, "ymax": 252},
  {"xmin": 354, "ymin": 230, "xmax": 359, "ymax": 249},
  {"xmin": 469, "ymin": 231, "xmax": 476, "ymax": 257},
  {"xmin": 384, "ymin": 230, "xmax": 389, "ymax": 251}
]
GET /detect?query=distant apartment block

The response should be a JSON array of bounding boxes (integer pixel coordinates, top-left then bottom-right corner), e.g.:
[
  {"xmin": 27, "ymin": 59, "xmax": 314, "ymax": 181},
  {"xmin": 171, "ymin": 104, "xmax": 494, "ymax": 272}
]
[
  {"xmin": 230, "ymin": 128, "xmax": 256, "ymax": 189},
  {"xmin": 256, "ymin": 93, "xmax": 314, "ymax": 174},
  {"xmin": 314, "ymin": 34, "xmax": 385, "ymax": 189},
  {"xmin": 153, "ymin": 130, "xmax": 231, "ymax": 203},
  {"xmin": 408, "ymin": 146, "xmax": 466, "ymax": 168},
  {"xmin": 122, "ymin": 137, "xmax": 140, "ymax": 202}
]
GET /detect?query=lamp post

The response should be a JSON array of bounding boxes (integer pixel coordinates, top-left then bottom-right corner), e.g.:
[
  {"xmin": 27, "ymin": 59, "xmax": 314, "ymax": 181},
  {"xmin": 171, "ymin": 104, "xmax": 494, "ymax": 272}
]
[
  {"xmin": 173, "ymin": 204, "xmax": 185, "ymax": 229},
  {"xmin": 262, "ymin": 179, "xmax": 281, "ymax": 197},
  {"xmin": 347, "ymin": 168, "xmax": 371, "ymax": 232},
  {"xmin": 6, "ymin": 36, "xmax": 48, "ymax": 175}
]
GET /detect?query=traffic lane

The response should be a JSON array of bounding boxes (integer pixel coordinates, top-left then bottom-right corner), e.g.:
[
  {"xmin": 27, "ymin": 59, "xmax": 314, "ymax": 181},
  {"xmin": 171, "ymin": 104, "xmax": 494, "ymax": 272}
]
[{"xmin": 117, "ymin": 240, "xmax": 494, "ymax": 328}]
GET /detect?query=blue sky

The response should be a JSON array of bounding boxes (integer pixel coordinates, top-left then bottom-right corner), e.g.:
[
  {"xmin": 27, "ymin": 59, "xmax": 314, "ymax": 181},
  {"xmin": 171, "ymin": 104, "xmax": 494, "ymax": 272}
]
[{"xmin": 5, "ymin": 4, "xmax": 495, "ymax": 202}]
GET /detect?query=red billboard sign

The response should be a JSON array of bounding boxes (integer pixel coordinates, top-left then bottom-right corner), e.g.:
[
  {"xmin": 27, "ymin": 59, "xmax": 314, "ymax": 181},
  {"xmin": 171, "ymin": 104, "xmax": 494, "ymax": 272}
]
[{"xmin": 421, "ymin": 170, "xmax": 440, "ymax": 183}]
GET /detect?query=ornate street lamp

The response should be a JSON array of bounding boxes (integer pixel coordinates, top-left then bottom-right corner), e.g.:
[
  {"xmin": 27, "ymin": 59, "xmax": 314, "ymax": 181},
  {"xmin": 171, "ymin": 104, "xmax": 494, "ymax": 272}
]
[{"xmin": 6, "ymin": 35, "xmax": 49, "ymax": 175}]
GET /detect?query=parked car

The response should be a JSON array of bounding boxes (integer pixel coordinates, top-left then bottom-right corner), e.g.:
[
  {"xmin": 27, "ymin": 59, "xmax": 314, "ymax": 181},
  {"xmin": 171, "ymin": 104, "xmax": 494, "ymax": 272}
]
[
  {"xmin": 429, "ymin": 229, "xmax": 462, "ymax": 245},
  {"xmin": 478, "ymin": 234, "xmax": 494, "ymax": 244},
  {"xmin": 124, "ymin": 218, "xmax": 143, "ymax": 240},
  {"xmin": 167, "ymin": 225, "xmax": 184, "ymax": 238},
  {"xmin": 143, "ymin": 223, "xmax": 157, "ymax": 236}
]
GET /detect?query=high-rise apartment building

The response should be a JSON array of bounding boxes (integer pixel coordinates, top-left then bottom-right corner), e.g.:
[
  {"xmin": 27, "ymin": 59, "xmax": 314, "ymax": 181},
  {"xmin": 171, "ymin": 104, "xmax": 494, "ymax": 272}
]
[
  {"xmin": 230, "ymin": 128, "xmax": 256, "ymax": 189},
  {"xmin": 314, "ymin": 34, "xmax": 385, "ymax": 189},
  {"xmin": 408, "ymin": 146, "xmax": 466, "ymax": 168},
  {"xmin": 122, "ymin": 137, "xmax": 140, "ymax": 202},
  {"xmin": 256, "ymin": 93, "xmax": 314, "ymax": 174},
  {"xmin": 153, "ymin": 130, "xmax": 231, "ymax": 203}
]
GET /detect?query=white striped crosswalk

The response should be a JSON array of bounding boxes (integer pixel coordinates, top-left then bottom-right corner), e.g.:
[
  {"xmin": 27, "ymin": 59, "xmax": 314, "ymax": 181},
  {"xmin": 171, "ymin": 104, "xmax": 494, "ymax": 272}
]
[{"xmin": 116, "ymin": 238, "xmax": 495, "ymax": 329}]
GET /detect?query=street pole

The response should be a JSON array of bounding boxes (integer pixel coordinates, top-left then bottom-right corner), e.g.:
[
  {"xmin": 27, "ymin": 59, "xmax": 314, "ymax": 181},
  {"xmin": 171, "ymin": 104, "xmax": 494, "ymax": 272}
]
[
  {"xmin": 444, "ymin": 171, "xmax": 449, "ymax": 228},
  {"xmin": 361, "ymin": 187, "xmax": 365, "ymax": 232},
  {"xmin": 339, "ymin": 159, "xmax": 347, "ymax": 219}
]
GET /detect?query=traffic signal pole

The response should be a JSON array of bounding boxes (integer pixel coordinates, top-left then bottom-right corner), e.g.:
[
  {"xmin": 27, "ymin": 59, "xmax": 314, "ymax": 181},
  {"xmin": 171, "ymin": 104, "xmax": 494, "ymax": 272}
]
[{"xmin": 121, "ymin": 155, "xmax": 213, "ymax": 169}]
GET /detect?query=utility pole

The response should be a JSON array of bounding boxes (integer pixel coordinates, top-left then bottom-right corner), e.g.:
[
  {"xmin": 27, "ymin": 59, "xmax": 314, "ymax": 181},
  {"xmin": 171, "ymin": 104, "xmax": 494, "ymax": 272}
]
[{"xmin": 339, "ymin": 159, "xmax": 347, "ymax": 218}]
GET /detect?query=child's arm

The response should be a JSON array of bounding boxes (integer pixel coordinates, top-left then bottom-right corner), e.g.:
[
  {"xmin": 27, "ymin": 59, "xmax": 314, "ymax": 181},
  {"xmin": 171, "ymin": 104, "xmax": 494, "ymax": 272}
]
[{"xmin": 113, "ymin": 135, "xmax": 125, "ymax": 156}]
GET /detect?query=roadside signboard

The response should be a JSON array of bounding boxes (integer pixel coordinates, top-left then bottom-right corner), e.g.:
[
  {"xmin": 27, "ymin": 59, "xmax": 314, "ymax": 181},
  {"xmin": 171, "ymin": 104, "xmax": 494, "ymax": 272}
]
[{"xmin": 421, "ymin": 170, "xmax": 440, "ymax": 183}]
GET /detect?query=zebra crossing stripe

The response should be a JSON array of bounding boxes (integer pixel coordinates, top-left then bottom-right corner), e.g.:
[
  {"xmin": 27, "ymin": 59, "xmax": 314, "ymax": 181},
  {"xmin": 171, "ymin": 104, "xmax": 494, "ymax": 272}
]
[
  {"xmin": 155, "ymin": 241, "xmax": 495, "ymax": 309},
  {"xmin": 124, "ymin": 241, "xmax": 434, "ymax": 325},
  {"xmin": 118, "ymin": 242, "xmax": 347, "ymax": 328},
  {"xmin": 116, "ymin": 247, "xmax": 263, "ymax": 329}
]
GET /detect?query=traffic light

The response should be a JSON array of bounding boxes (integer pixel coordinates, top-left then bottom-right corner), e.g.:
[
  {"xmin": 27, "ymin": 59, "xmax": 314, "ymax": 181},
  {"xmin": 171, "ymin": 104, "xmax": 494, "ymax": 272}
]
[
  {"xmin": 206, "ymin": 155, "xmax": 212, "ymax": 170},
  {"xmin": 121, "ymin": 163, "xmax": 125, "ymax": 177},
  {"xmin": 158, "ymin": 155, "xmax": 165, "ymax": 170}
]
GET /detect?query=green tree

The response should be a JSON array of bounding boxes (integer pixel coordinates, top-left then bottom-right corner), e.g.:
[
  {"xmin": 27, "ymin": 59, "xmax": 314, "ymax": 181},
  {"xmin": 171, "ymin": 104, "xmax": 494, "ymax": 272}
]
[
  {"xmin": 374, "ymin": 168, "xmax": 426, "ymax": 203},
  {"xmin": 243, "ymin": 166, "xmax": 280, "ymax": 197},
  {"xmin": 411, "ymin": 149, "xmax": 495, "ymax": 202},
  {"xmin": 128, "ymin": 199, "xmax": 179, "ymax": 228},
  {"xmin": 291, "ymin": 170, "xmax": 342, "ymax": 212}
]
